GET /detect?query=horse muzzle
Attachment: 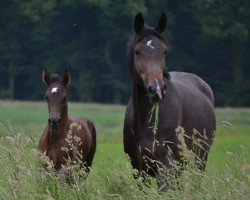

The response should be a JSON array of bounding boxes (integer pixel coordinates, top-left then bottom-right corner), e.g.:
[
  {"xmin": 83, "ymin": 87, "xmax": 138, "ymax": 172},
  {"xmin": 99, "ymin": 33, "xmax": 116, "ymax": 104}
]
[
  {"xmin": 147, "ymin": 83, "xmax": 166, "ymax": 104},
  {"xmin": 48, "ymin": 118, "xmax": 61, "ymax": 129}
]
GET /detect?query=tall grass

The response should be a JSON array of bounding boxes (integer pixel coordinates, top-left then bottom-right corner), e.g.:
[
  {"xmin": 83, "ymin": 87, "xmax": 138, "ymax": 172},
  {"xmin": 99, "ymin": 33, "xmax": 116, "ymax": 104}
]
[
  {"xmin": 0, "ymin": 123, "xmax": 249, "ymax": 199},
  {"xmin": 0, "ymin": 101, "xmax": 249, "ymax": 199}
]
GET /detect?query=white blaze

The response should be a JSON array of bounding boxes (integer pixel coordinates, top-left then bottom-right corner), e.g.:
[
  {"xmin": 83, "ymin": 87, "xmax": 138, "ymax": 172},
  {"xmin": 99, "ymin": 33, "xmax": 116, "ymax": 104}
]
[
  {"xmin": 155, "ymin": 78, "xmax": 162, "ymax": 99},
  {"xmin": 146, "ymin": 40, "xmax": 155, "ymax": 49},
  {"xmin": 155, "ymin": 78, "xmax": 160, "ymax": 91},
  {"xmin": 51, "ymin": 87, "xmax": 58, "ymax": 93}
]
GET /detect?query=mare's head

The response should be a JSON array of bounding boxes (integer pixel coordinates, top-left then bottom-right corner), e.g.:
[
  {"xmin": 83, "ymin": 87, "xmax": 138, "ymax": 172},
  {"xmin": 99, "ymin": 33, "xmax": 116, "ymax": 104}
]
[
  {"xmin": 128, "ymin": 12, "xmax": 169, "ymax": 104},
  {"xmin": 42, "ymin": 69, "xmax": 70, "ymax": 129}
]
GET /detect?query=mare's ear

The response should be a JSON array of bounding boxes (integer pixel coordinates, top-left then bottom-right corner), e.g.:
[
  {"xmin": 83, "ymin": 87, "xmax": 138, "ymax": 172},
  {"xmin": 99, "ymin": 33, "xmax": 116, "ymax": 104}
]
[
  {"xmin": 134, "ymin": 12, "xmax": 144, "ymax": 34},
  {"xmin": 61, "ymin": 69, "xmax": 71, "ymax": 87},
  {"xmin": 155, "ymin": 13, "xmax": 167, "ymax": 33},
  {"xmin": 42, "ymin": 68, "xmax": 51, "ymax": 86}
]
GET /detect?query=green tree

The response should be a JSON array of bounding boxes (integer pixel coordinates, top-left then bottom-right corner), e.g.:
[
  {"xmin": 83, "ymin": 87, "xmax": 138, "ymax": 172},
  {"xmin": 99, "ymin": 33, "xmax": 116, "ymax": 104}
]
[{"xmin": 192, "ymin": 0, "xmax": 250, "ymax": 105}]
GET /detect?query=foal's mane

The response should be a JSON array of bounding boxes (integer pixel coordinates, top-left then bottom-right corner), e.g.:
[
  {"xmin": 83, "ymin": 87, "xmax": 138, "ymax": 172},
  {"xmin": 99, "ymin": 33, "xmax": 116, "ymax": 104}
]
[{"xmin": 126, "ymin": 25, "xmax": 167, "ymax": 76}]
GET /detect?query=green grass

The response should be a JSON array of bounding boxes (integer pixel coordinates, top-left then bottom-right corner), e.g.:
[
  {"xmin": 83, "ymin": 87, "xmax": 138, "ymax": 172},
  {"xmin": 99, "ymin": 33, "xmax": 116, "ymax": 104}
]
[{"xmin": 0, "ymin": 100, "xmax": 249, "ymax": 199}]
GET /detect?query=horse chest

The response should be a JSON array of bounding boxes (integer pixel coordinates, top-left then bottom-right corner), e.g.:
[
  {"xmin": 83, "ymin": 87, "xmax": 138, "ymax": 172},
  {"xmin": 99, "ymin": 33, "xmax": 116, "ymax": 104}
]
[{"xmin": 45, "ymin": 141, "xmax": 68, "ymax": 169}]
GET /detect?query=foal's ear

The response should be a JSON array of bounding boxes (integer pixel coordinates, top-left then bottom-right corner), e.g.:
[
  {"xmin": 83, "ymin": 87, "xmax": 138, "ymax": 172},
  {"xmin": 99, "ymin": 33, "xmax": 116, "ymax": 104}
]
[
  {"xmin": 61, "ymin": 69, "xmax": 71, "ymax": 87},
  {"xmin": 42, "ymin": 68, "xmax": 51, "ymax": 86},
  {"xmin": 134, "ymin": 12, "xmax": 144, "ymax": 34},
  {"xmin": 155, "ymin": 13, "xmax": 167, "ymax": 33}
]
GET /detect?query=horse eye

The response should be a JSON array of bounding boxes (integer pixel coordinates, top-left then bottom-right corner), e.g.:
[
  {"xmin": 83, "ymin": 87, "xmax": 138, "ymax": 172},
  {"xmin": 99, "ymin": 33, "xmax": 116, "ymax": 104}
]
[
  {"xmin": 62, "ymin": 97, "xmax": 66, "ymax": 102},
  {"xmin": 134, "ymin": 50, "xmax": 140, "ymax": 56},
  {"xmin": 44, "ymin": 95, "xmax": 48, "ymax": 100},
  {"xmin": 163, "ymin": 50, "xmax": 167, "ymax": 55}
]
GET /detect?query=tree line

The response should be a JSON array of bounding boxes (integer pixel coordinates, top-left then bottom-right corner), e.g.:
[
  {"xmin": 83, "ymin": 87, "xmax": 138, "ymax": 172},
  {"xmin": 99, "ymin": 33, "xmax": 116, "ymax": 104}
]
[{"xmin": 0, "ymin": 0, "xmax": 249, "ymax": 106}]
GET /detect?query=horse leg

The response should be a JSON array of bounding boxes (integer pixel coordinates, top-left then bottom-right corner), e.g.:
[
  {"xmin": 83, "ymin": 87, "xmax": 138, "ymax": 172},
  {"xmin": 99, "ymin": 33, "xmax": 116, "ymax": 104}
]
[
  {"xmin": 85, "ymin": 123, "xmax": 96, "ymax": 170},
  {"xmin": 133, "ymin": 170, "xmax": 151, "ymax": 190}
]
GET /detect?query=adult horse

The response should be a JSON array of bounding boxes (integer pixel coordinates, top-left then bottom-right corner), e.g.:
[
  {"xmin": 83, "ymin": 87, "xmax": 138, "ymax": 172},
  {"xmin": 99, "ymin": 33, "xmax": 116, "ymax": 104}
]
[
  {"xmin": 38, "ymin": 69, "xmax": 96, "ymax": 178},
  {"xmin": 123, "ymin": 12, "xmax": 216, "ymax": 189}
]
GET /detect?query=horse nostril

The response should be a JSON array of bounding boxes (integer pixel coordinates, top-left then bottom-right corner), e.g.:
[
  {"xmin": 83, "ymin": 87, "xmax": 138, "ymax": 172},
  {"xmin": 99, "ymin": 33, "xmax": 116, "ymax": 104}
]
[
  {"xmin": 48, "ymin": 118, "xmax": 60, "ymax": 129},
  {"xmin": 148, "ymin": 86, "xmax": 156, "ymax": 94}
]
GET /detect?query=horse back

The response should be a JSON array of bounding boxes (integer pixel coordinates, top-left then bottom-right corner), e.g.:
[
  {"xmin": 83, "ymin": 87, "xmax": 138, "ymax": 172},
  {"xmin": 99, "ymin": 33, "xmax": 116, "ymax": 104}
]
[
  {"xmin": 170, "ymin": 72, "xmax": 214, "ymax": 105},
  {"xmin": 170, "ymin": 72, "xmax": 216, "ymax": 145}
]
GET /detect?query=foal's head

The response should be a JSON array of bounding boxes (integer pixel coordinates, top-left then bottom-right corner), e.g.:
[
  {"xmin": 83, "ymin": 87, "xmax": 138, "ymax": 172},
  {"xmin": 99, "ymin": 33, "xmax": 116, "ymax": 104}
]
[
  {"xmin": 42, "ymin": 69, "xmax": 70, "ymax": 129},
  {"xmin": 129, "ymin": 12, "xmax": 168, "ymax": 104}
]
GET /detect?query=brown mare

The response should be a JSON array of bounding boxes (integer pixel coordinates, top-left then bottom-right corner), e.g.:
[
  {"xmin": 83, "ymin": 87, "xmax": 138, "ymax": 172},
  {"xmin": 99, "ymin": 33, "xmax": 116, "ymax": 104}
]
[
  {"xmin": 123, "ymin": 12, "xmax": 216, "ymax": 190},
  {"xmin": 38, "ymin": 69, "xmax": 96, "ymax": 178}
]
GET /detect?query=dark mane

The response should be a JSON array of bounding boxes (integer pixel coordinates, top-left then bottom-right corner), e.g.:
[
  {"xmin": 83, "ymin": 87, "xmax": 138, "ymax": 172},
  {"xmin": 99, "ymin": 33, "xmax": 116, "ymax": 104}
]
[
  {"xmin": 126, "ymin": 25, "xmax": 167, "ymax": 76},
  {"xmin": 50, "ymin": 74, "xmax": 61, "ymax": 83}
]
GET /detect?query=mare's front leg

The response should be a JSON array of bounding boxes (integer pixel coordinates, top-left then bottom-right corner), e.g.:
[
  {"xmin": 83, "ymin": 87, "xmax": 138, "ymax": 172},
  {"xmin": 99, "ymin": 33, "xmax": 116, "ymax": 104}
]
[{"xmin": 133, "ymin": 169, "xmax": 152, "ymax": 190}]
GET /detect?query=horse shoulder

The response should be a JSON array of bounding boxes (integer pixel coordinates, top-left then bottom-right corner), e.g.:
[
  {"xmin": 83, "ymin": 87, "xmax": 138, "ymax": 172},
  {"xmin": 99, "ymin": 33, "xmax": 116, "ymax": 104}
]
[
  {"xmin": 169, "ymin": 71, "xmax": 216, "ymax": 142},
  {"xmin": 123, "ymin": 98, "xmax": 138, "ymax": 157},
  {"xmin": 170, "ymin": 72, "xmax": 214, "ymax": 104},
  {"xmin": 124, "ymin": 98, "xmax": 134, "ymax": 130}
]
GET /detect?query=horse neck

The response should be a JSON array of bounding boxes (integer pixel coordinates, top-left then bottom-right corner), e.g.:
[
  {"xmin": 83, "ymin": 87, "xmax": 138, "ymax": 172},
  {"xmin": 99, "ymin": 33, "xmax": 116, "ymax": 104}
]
[
  {"xmin": 132, "ymin": 76, "xmax": 153, "ymax": 133},
  {"xmin": 48, "ymin": 102, "xmax": 69, "ymax": 142}
]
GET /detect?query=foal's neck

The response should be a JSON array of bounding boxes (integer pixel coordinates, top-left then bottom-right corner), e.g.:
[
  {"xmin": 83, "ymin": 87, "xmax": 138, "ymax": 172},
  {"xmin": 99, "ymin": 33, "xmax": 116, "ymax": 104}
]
[{"xmin": 49, "ymin": 103, "xmax": 70, "ymax": 141}]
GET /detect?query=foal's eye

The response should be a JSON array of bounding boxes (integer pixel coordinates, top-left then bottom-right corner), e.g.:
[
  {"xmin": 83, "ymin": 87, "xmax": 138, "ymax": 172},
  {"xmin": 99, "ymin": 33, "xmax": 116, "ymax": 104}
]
[
  {"xmin": 44, "ymin": 95, "xmax": 48, "ymax": 100},
  {"xmin": 163, "ymin": 50, "xmax": 167, "ymax": 55},
  {"xmin": 62, "ymin": 97, "xmax": 66, "ymax": 102}
]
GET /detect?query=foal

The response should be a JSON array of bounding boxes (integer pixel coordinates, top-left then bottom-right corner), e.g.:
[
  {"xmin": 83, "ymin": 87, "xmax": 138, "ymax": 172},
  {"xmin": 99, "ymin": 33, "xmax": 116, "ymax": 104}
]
[{"xmin": 38, "ymin": 69, "xmax": 96, "ymax": 177}]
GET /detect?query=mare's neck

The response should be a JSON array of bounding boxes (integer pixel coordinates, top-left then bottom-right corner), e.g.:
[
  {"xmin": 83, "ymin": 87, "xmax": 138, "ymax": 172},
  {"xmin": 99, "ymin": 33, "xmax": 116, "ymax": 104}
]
[{"xmin": 132, "ymin": 78, "xmax": 153, "ymax": 132}]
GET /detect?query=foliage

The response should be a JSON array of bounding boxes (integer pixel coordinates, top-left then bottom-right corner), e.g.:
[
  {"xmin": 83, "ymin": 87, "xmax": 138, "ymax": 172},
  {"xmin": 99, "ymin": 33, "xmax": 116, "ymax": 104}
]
[{"xmin": 0, "ymin": 1, "xmax": 249, "ymax": 105}]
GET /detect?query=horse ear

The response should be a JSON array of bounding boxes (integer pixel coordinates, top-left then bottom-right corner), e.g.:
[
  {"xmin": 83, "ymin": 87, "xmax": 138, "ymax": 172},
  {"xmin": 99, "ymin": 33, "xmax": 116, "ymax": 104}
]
[
  {"xmin": 61, "ymin": 69, "xmax": 71, "ymax": 87},
  {"xmin": 134, "ymin": 12, "xmax": 144, "ymax": 34},
  {"xmin": 42, "ymin": 68, "xmax": 51, "ymax": 86},
  {"xmin": 155, "ymin": 13, "xmax": 167, "ymax": 33}
]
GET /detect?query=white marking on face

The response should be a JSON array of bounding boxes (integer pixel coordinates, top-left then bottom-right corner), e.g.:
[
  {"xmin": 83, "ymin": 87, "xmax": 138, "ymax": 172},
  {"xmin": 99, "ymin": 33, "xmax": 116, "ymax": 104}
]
[
  {"xmin": 51, "ymin": 87, "xmax": 58, "ymax": 93},
  {"xmin": 146, "ymin": 40, "xmax": 155, "ymax": 49},
  {"xmin": 155, "ymin": 77, "xmax": 162, "ymax": 100},
  {"xmin": 155, "ymin": 78, "xmax": 160, "ymax": 91}
]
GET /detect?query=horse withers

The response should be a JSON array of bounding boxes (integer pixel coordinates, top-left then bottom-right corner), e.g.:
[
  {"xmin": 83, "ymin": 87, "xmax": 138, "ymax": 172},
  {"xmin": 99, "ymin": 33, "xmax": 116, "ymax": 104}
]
[
  {"xmin": 123, "ymin": 12, "xmax": 216, "ymax": 190},
  {"xmin": 38, "ymin": 69, "xmax": 96, "ymax": 179}
]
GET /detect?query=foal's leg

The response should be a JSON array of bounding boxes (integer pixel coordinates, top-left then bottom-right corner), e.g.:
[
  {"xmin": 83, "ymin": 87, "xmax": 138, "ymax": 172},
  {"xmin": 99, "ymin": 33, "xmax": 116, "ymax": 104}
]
[{"xmin": 58, "ymin": 165, "xmax": 75, "ymax": 185}]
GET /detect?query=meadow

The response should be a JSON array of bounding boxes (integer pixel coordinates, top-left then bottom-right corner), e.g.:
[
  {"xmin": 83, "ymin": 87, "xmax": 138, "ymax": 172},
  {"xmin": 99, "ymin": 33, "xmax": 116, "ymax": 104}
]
[{"xmin": 0, "ymin": 100, "xmax": 249, "ymax": 199}]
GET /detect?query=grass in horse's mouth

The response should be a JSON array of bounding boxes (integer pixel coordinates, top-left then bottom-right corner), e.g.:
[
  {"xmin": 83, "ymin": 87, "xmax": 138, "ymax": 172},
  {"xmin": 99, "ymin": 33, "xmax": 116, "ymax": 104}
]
[{"xmin": 149, "ymin": 102, "xmax": 159, "ymax": 153}]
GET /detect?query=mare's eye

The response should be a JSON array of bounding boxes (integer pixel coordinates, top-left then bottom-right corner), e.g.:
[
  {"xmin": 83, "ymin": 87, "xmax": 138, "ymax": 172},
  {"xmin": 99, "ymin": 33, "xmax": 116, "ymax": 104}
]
[
  {"xmin": 163, "ymin": 50, "xmax": 167, "ymax": 55},
  {"xmin": 45, "ymin": 95, "xmax": 48, "ymax": 100},
  {"xmin": 62, "ymin": 97, "xmax": 66, "ymax": 102},
  {"xmin": 134, "ymin": 50, "xmax": 140, "ymax": 56}
]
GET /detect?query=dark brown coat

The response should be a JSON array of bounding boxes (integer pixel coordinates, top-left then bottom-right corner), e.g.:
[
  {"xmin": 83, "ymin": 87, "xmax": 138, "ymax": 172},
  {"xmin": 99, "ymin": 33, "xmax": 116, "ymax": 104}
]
[
  {"xmin": 38, "ymin": 69, "xmax": 96, "ymax": 176},
  {"xmin": 123, "ymin": 13, "xmax": 216, "ymax": 185}
]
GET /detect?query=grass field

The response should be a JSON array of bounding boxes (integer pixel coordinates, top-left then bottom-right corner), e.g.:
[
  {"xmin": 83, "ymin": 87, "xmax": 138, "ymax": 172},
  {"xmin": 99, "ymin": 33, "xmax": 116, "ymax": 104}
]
[{"xmin": 0, "ymin": 100, "xmax": 249, "ymax": 199}]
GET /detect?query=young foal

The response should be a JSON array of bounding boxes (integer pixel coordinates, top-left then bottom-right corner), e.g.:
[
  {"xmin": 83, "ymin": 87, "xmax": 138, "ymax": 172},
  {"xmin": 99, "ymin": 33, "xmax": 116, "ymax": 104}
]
[{"xmin": 38, "ymin": 69, "xmax": 96, "ymax": 177}]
